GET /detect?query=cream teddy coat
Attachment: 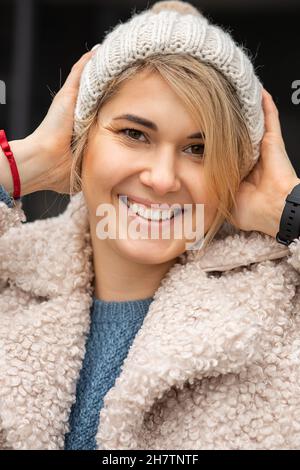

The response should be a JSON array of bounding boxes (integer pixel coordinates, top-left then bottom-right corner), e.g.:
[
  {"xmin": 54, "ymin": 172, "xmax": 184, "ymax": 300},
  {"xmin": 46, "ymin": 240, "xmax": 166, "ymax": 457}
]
[{"xmin": 1, "ymin": 191, "xmax": 300, "ymax": 450}]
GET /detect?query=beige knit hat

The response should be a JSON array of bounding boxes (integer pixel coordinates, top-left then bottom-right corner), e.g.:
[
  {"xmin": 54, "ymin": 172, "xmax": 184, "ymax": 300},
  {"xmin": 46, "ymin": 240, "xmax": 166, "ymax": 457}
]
[{"xmin": 74, "ymin": 0, "xmax": 265, "ymax": 171}]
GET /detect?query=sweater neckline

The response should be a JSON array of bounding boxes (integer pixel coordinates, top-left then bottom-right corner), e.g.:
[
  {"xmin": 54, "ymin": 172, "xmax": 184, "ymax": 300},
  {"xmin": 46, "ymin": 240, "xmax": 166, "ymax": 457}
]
[{"xmin": 92, "ymin": 295, "xmax": 154, "ymax": 306}]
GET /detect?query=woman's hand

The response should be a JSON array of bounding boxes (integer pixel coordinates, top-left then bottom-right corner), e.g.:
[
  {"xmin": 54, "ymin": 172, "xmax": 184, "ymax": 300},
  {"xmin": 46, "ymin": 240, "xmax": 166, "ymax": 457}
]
[
  {"xmin": 30, "ymin": 47, "xmax": 99, "ymax": 194},
  {"xmin": 230, "ymin": 87, "xmax": 300, "ymax": 239},
  {"xmin": 5, "ymin": 47, "xmax": 98, "ymax": 196}
]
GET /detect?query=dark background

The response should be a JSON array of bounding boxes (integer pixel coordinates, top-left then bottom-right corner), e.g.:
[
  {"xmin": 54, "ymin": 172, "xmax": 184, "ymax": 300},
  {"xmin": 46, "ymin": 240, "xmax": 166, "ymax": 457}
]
[{"xmin": 0, "ymin": 0, "xmax": 299, "ymax": 222}]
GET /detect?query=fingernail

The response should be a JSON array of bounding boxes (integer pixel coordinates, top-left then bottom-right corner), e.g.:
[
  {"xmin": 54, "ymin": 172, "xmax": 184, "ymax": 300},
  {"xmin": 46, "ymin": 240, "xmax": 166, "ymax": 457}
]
[{"xmin": 92, "ymin": 44, "xmax": 100, "ymax": 54}]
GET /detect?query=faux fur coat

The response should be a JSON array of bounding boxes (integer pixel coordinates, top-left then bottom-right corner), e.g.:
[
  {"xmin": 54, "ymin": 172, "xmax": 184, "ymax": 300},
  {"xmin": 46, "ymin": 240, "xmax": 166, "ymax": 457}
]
[{"xmin": 0, "ymin": 192, "xmax": 300, "ymax": 450}]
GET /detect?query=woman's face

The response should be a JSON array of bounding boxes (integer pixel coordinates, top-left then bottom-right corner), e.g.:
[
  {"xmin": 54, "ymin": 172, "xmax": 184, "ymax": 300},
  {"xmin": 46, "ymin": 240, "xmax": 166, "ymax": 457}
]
[{"xmin": 82, "ymin": 69, "xmax": 218, "ymax": 265}]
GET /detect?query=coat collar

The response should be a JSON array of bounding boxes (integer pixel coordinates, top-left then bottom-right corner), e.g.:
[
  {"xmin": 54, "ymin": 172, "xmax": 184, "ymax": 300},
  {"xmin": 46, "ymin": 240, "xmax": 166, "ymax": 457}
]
[
  {"xmin": 0, "ymin": 191, "xmax": 290, "ymax": 297},
  {"xmin": 0, "ymin": 192, "xmax": 294, "ymax": 449}
]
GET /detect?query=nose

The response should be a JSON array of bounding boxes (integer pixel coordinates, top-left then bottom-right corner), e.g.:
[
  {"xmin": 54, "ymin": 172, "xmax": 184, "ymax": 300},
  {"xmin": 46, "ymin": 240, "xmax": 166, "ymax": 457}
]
[{"xmin": 139, "ymin": 150, "xmax": 181, "ymax": 196}]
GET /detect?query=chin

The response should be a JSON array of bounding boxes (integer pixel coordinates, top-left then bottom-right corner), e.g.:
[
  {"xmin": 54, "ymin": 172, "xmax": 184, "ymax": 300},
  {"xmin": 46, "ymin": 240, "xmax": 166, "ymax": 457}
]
[{"xmin": 111, "ymin": 238, "xmax": 181, "ymax": 265}]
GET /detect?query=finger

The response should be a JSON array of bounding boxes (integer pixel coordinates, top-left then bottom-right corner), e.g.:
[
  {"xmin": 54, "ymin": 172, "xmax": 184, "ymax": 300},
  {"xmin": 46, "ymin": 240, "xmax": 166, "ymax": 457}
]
[
  {"xmin": 63, "ymin": 51, "xmax": 93, "ymax": 90},
  {"xmin": 59, "ymin": 48, "xmax": 97, "ymax": 94},
  {"xmin": 262, "ymin": 87, "xmax": 283, "ymax": 139}
]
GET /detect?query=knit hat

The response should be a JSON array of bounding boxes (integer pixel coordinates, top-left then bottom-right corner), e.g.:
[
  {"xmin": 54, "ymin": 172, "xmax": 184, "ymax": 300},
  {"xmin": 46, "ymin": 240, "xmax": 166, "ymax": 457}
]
[{"xmin": 74, "ymin": 0, "xmax": 264, "ymax": 172}]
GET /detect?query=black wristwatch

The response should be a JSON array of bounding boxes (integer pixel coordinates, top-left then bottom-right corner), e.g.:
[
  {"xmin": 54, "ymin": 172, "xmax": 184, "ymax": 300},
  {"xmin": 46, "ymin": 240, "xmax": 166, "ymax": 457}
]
[{"xmin": 276, "ymin": 183, "xmax": 300, "ymax": 246}]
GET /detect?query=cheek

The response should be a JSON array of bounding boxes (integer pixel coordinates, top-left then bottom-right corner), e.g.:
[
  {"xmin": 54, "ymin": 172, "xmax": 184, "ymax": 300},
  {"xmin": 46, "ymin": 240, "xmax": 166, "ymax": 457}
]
[
  {"xmin": 82, "ymin": 138, "xmax": 130, "ymax": 193},
  {"xmin": 187, "ymin": 173, "xmax": 218, "ymax": 225},
  {"xmin": 185, "ymin": 170, "xmax": 210, "ymax": 205}
]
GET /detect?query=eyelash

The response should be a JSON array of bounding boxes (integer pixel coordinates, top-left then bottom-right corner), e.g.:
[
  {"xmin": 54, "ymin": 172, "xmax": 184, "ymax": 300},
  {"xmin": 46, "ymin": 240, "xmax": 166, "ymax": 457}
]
[{"xmin": 118, "ymin": 128, "xmax": 205, "ymax": 159}]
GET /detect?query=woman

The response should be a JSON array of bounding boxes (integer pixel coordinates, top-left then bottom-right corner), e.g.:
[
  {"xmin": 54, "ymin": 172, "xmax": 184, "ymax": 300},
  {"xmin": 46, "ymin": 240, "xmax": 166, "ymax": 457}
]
[{"xmin": 0, "ymin": 0, "xmax": 300, "ymax": 450}]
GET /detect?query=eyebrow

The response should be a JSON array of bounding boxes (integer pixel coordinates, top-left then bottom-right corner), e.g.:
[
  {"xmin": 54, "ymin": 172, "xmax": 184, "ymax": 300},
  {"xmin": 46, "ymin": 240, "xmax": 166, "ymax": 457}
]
[{"xmin": 112, "ymin": 113, "xmax": 205, "ymax": 139}]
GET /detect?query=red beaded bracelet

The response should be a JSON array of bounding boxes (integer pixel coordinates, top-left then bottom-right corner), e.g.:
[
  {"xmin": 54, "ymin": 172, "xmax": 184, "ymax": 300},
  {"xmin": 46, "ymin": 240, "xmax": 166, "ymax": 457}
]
[{"xmin": 0, "ymin": 130, "xmax": 21, "ymax": 200}]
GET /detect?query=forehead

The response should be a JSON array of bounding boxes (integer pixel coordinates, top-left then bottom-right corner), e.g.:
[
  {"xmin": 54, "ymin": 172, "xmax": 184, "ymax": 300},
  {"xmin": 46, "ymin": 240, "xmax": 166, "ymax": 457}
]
[
  {"xmin": 99, "ymin": 68, "xmax": 205, "ymax": 134},
  {"xmin": 109, "ymin": 68, "xmax": 176, "ymax": 103}
]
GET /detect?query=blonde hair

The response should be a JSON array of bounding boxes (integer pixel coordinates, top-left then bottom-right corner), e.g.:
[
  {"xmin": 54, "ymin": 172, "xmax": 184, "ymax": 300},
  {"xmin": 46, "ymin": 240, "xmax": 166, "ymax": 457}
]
[{"xmin": 70, "ymin": 53, "xmax": 254, "ymax": 256}]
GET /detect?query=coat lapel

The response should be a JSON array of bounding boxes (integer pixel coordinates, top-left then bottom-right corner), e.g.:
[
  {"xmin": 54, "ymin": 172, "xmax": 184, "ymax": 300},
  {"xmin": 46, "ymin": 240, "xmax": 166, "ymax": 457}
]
[
  {"xmin": 0, "ymin": 192, "xmax": 95, "ymax": 449},
  {"xmin": 0, "ymin": 290, "xmax": 93, "ymax": 449},
  {"xmin": 187, "ymin": 221, "xmax": 290, "ymax": 272},
  {"xmin": 0, "ymin": 192, "xmax": 295, "ymax": 449},
  {"xmin": 95, "ymin": 226, "xmax": 294, "ymax": 450}
]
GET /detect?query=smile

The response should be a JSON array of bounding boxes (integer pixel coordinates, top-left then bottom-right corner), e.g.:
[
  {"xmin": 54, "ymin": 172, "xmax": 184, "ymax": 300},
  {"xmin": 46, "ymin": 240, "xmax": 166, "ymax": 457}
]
[{"xmin": 118, "ymin": 194, "xmax": 184, "ymax": 223}]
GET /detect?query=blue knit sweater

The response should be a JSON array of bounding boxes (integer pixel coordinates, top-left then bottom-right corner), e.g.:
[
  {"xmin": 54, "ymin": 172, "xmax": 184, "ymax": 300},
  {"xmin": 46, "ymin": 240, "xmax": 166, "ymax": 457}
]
[{"xmin": 64, "ymin": 295, "xmax": 154, "ymax": 450}]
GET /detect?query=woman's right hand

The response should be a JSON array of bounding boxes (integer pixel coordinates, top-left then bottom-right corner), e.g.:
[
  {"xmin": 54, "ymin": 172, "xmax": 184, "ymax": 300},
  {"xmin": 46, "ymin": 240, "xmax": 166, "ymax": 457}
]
[{"xmin": 0, "ymin": 47, "xmax": 98, "ymax": 197}]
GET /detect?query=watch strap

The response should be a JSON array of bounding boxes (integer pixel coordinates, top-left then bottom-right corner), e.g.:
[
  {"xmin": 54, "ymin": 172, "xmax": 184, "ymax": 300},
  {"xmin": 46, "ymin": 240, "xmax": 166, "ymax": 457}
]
[{"xmin": 276, "ymin": 183, "xmax": 300, "ymax": 246}]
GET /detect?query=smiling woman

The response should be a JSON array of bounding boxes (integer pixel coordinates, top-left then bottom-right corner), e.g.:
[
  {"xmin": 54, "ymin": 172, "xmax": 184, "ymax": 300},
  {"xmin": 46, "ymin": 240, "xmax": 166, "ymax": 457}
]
[
  {"xmin": 70, "ymin": 53, "xmax": 254, "ymax": 256},
  {"xmin": 4, "ymin": 0, "xmax": 300, "ymax": 453}
]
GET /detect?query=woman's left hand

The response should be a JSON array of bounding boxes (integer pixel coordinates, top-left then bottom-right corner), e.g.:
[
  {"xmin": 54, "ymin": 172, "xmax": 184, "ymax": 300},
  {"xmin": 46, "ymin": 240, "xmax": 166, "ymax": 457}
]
[{"xmin": 230, "ymin": 87, "xmax": 300, "ymax": 239}]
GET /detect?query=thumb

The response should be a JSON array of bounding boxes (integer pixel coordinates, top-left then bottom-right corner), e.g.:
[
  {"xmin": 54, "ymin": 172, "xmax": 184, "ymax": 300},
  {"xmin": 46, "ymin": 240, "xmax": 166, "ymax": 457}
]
[{"xmin": 57, "ymin": 47, "xmax": 99, "ymax": 97}]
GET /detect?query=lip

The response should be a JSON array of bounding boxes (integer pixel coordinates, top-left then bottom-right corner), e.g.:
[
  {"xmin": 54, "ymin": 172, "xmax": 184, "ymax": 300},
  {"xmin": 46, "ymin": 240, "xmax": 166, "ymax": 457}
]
[
  {"xmin": 117, "ymin": 193, "xmax": 183, "ymax": 210},
  {"xmin": 117, "ymin": 194, "xmax": 182, "ymax": 226}
]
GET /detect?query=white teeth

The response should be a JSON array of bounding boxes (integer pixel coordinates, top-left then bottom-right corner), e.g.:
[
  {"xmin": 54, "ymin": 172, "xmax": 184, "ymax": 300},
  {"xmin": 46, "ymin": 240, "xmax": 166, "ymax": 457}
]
[
  {"xmin": 118, "ymin": 195, "xmax": 182, "ymax": 221},
  {"xmin": 133, "ymin": 203, "xmax": 174, "ymax": 221}
]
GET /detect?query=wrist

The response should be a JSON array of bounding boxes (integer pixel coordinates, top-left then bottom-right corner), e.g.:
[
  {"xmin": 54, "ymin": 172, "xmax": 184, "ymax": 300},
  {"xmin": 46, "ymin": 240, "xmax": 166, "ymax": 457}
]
[
  {"xmin": 275, "ymin": 179, "xmax": 300, "ymax": 244},
  {"xmin": 263, "ymin": 177, "xmax": 300, "ymax": 239},
  {"xmin": 0, "ymin": 142, "xmax": 13, "ymax": 195},
  {"xmin": 7, "ymin": 135, "xmax": 48, "ymax": 196}
]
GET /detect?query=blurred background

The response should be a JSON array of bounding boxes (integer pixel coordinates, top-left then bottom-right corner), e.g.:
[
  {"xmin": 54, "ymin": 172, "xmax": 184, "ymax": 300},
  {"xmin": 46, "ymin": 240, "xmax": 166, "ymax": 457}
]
[{"xmin": 0, "ymin": 0, "xmax": 299, "ymax": 221}]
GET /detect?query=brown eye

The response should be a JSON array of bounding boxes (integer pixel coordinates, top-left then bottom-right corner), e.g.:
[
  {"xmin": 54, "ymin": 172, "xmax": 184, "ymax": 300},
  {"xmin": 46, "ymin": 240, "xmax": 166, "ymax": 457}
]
[
  {"xmin": 185, "ymin": 144, "xmax": 205, "ymax": 158},
  {"xmin": 119, "ymin": 128, "xmax": 147, "ymax": 142}
]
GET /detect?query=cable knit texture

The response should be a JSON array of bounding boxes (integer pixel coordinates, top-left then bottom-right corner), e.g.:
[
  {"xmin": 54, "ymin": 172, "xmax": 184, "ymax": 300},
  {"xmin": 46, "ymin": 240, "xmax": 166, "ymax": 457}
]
[
  {"xmin": 1, "ymin": 188, "xmax": 300, "ymax": 449},
  {"xmin": 64, "ymin": 295, "xmax": 153, "ymax": 450},
  {"xmin": 74, "ymin": 0, "xmax": 265, "ymax": 173}
]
